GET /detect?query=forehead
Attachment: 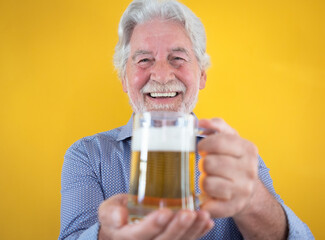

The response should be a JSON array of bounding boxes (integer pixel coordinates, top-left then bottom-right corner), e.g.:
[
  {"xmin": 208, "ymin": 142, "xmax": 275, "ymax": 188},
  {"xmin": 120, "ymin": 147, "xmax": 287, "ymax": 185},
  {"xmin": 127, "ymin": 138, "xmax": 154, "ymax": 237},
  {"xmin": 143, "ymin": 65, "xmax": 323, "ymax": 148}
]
[{"xmin": 129, "ymin": 19, "xmax": 193, "ymax": 53}]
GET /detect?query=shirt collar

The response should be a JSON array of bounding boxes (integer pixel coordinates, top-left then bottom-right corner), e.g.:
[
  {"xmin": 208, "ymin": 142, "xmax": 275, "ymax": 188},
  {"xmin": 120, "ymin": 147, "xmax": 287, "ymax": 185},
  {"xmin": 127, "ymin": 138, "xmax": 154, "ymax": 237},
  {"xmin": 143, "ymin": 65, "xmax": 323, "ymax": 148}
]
[
  {"xmin": 116, "ymin": 114, "xmax": 134, "ymax": 141},
  {"xmin": 116, "ymin": 112, "xmax": 205, "ymax": 141}
]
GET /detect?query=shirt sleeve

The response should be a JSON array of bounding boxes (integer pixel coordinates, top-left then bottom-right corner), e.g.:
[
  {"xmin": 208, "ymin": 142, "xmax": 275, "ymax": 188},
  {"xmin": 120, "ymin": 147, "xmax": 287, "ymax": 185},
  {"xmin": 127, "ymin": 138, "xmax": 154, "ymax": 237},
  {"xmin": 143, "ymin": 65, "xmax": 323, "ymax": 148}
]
[
  {"xmin": 77, "ymin": 223, "xmax": 100, "ymax": 240},
  {"xmin": 59, "ymin": 139, "xmax": 103, "ymax": 240},
  {"xmin": 257, "ymin": 155, "xmax": 314, "ymax": 239}
]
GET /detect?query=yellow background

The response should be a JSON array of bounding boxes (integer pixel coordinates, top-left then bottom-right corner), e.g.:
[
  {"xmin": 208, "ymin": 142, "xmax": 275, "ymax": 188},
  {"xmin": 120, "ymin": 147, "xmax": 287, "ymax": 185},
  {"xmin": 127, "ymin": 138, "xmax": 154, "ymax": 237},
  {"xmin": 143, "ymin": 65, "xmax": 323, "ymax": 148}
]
[{"xmin": 0, "ymin": 0, "xmax": 324, "ymax": 239}]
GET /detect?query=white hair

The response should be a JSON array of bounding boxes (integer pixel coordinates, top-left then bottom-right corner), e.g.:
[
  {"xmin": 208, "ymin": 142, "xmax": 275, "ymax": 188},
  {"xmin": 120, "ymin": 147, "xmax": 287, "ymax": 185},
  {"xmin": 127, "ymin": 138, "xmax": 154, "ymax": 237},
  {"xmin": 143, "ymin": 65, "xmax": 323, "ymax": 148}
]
[{"xmin": 113, "ymin": 0, "xmax": 210, "ymax": 80}]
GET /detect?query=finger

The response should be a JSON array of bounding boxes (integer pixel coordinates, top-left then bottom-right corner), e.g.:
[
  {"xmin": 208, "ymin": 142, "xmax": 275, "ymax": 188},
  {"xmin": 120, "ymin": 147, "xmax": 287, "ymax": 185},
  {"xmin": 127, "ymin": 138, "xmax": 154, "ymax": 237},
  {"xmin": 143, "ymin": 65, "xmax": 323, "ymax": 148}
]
[
  {"xmin": 154, "ymin": 210, "xmax": 197, "ymax": 240},
  {"xmin": 180, "ymin": 210, "xmax": 214, "ymax": 240},
  {"xmin": 200, "ymin": 178, "xmax": 260, "ymax": 219},
  {"xmin": 198, "ymin": 155, "xmax": 258, "ymax": 187},
  {"xmin": 199, "ymin": 118, "xmax": 238, "ymax": 136},
  {"xmin": 199, "ymin": 175, "xmax": 233, "ymax": 200},
  {"xmin": 199, "ymin": 154, "xmax": 237, "ymax": 178},
  {"xmin": 200, "ymin": 198, "xmax": 242, "ymax": 218},
  {"xmin": 198, "ymin": 134, "xmax": 245, "ymax": 157},
  {"xmin": 115, "ymin": 208, "xmax": 174, "ymax": 240}
]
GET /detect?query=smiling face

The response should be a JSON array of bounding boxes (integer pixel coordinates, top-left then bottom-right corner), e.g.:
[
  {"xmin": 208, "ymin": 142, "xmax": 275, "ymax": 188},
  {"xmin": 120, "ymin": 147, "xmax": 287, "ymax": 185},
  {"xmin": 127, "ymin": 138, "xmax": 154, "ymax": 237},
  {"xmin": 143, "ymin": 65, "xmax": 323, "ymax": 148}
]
[{"xmin": 122, "ymin": 19, "xmax": 207, "ymax": 113}]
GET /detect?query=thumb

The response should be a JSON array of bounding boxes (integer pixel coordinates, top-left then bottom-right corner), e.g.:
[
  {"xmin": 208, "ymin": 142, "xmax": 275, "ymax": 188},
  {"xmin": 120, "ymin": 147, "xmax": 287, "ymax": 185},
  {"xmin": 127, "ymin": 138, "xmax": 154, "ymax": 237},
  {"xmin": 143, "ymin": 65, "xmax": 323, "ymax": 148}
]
[
  {"xmin": 98, "ymin": 194, "xmax": 129, "ymax": 229},
  {"xmin": 199, "ymin": 118, "xmax": 238, "ymax": 136}
]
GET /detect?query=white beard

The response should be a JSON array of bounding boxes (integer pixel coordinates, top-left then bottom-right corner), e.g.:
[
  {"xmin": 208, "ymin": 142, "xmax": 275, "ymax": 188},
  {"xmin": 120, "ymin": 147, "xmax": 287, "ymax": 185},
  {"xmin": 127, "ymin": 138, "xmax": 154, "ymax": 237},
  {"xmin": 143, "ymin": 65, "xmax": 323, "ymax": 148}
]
[{"xmin": 125, "ymin": 77, "xmax": 200, "ymax": 114}]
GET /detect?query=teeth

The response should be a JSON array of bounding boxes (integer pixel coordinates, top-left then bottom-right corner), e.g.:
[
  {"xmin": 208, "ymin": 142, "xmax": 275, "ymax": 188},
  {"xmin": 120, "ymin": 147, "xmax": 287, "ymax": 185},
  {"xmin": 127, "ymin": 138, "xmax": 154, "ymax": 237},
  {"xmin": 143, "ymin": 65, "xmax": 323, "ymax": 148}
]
[{"xmin": 149, "ymin": 92, "xmax": 177, "ymax": 98}]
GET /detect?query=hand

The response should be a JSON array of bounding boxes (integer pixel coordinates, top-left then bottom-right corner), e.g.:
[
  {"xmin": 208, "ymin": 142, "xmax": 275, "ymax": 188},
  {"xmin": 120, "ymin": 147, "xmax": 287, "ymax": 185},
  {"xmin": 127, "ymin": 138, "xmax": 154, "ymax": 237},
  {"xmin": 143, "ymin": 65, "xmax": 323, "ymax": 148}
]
[
  {"xmin": 98, "ymin": 194, "xmax": 214, "ymax": 240},
  {"xmin": 198, "ymin": 118, "xmax": 259, "ymax": 218}
]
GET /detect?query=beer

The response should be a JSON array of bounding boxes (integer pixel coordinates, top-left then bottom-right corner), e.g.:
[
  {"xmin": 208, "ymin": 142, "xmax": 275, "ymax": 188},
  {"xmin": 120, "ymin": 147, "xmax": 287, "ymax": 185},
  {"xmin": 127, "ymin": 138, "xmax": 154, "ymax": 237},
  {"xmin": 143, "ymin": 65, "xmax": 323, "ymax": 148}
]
[{"xmin": 128, "ymin": 125, "xmax": 196, "ymax": 221}]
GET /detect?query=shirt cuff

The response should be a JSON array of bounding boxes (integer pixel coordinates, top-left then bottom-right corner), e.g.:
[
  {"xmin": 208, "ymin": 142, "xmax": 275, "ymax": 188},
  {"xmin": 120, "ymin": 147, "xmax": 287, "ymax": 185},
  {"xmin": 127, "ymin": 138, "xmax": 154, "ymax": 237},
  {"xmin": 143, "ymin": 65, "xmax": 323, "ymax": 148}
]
[
  {"xmin": 281, "ymin": 204, "xmax": 314, "ymax": 239},
  {"xmin": 78, "ymin": 222, "xmax": 100, "ymax": 240}
]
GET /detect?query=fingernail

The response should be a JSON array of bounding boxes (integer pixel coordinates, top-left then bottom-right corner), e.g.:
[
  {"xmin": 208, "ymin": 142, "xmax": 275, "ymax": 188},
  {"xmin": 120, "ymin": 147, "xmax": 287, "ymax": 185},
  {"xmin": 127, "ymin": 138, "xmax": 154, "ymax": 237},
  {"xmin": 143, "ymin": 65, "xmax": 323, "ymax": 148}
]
[
  {"xmin": 112, "ymin": 209, "xmax": 122, "ymax": 227},
  {"xmin": 156, "ymin": 211, "xmax": 171, "ymax": 226},
  {"xmin": 198, "ymin": 210, "xmax": 210, "ymax": 219},
  {"xmin": 209, "ymin": 219, "xmax": 215, "ymax": 227},
  {"xmin": 180, "ymin": 211, "xmax": 195, "ymax": 224}
]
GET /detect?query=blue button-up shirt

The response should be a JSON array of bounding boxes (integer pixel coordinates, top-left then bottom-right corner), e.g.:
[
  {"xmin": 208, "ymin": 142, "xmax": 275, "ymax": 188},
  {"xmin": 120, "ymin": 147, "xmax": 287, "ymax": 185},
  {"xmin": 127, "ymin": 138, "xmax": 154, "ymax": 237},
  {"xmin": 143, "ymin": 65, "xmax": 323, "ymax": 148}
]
[{"xmin": 59, "ymin": 116, "xmax": 313, "ymax": 239}]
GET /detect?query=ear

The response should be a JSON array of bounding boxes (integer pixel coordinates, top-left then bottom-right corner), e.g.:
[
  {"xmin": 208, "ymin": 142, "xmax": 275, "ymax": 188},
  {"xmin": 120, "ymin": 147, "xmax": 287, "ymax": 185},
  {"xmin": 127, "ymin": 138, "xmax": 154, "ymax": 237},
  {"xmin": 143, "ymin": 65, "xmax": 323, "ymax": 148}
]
[
  {"xmin": 121, "ymin": 76, "xmax": 128, "ymax": 93},
  {"xmin": 199, "ymin": 70, "xmax": 207, "ymax": 90}
]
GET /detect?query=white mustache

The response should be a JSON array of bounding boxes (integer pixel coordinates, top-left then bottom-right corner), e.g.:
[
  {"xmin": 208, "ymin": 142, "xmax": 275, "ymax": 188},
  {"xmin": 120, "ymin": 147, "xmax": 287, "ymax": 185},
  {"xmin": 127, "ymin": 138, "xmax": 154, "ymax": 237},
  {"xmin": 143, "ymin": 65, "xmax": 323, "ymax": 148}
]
[{"xmin": 141, "ymin": 79, "xmax": 186, "ymax": 94}]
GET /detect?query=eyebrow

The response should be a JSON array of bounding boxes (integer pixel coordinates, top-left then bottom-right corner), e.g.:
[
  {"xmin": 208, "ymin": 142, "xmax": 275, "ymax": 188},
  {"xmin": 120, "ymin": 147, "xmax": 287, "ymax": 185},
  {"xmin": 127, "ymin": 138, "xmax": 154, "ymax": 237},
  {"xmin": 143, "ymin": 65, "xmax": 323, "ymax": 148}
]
[
  {"xmin": 171, "ymin": 47, "xmax": 189, "ymax": 56},
  {"xmin": 132, "ymin": 50, "xmax": 153, "ymax": 61},
  {"xmin": 131, "ymin": 47, "xmax": 190, "ymax": 61}
]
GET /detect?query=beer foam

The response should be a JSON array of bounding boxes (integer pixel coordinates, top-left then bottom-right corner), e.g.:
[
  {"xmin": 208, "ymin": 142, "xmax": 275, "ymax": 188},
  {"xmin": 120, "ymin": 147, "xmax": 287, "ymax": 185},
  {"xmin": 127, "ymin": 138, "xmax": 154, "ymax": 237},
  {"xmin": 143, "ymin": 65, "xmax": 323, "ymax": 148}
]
[{"xmin": 132, "ymin": 126, "xmax": 196, "ymax": 152}]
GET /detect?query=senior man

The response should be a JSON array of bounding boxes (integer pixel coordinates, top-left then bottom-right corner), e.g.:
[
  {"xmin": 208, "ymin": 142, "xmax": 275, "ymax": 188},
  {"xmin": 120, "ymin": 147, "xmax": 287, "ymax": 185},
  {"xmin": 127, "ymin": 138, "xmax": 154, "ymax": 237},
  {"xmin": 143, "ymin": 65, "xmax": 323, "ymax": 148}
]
[{"xmin": 59, "ymin": 0, "xmax": 313, "ymax": 239}]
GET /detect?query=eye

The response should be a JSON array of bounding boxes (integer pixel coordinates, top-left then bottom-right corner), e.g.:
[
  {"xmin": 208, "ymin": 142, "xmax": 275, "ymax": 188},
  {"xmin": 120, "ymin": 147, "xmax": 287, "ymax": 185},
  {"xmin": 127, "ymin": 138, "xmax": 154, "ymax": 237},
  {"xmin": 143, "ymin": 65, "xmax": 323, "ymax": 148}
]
[
  {"xmin": 137, "ymin": 58, "xmax": 154, "ymax": 68},
  {"xmin": 138, "ymin": 58, "xmax": 150, "ymax": 63},
  {"xmin": 169, "ymin": 56, "xmax": 186, "ymax": 67},
  {"xmin": 173, "ymin": 57, "xmax": 185, "ymax": 61},
  {"xmin": 171, "ymin": 56, "xmax": 185, "ymax": 62}
]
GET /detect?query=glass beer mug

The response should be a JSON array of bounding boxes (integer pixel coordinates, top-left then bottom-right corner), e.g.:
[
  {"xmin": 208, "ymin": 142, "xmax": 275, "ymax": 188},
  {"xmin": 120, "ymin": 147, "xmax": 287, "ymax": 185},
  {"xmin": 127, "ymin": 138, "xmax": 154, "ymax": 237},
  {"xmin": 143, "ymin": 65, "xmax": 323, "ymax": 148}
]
[{"xmin": 128, "ymin": 111, "xmax": 197, "ymax": 222}]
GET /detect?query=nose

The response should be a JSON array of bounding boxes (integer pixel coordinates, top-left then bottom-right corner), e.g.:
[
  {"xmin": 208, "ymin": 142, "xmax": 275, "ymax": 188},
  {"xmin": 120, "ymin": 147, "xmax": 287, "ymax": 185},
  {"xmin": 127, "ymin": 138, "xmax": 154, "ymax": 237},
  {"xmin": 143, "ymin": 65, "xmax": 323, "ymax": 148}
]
[{"xmin": 150, "ymin": 60, "xmax": 175, "ymax": 84}]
